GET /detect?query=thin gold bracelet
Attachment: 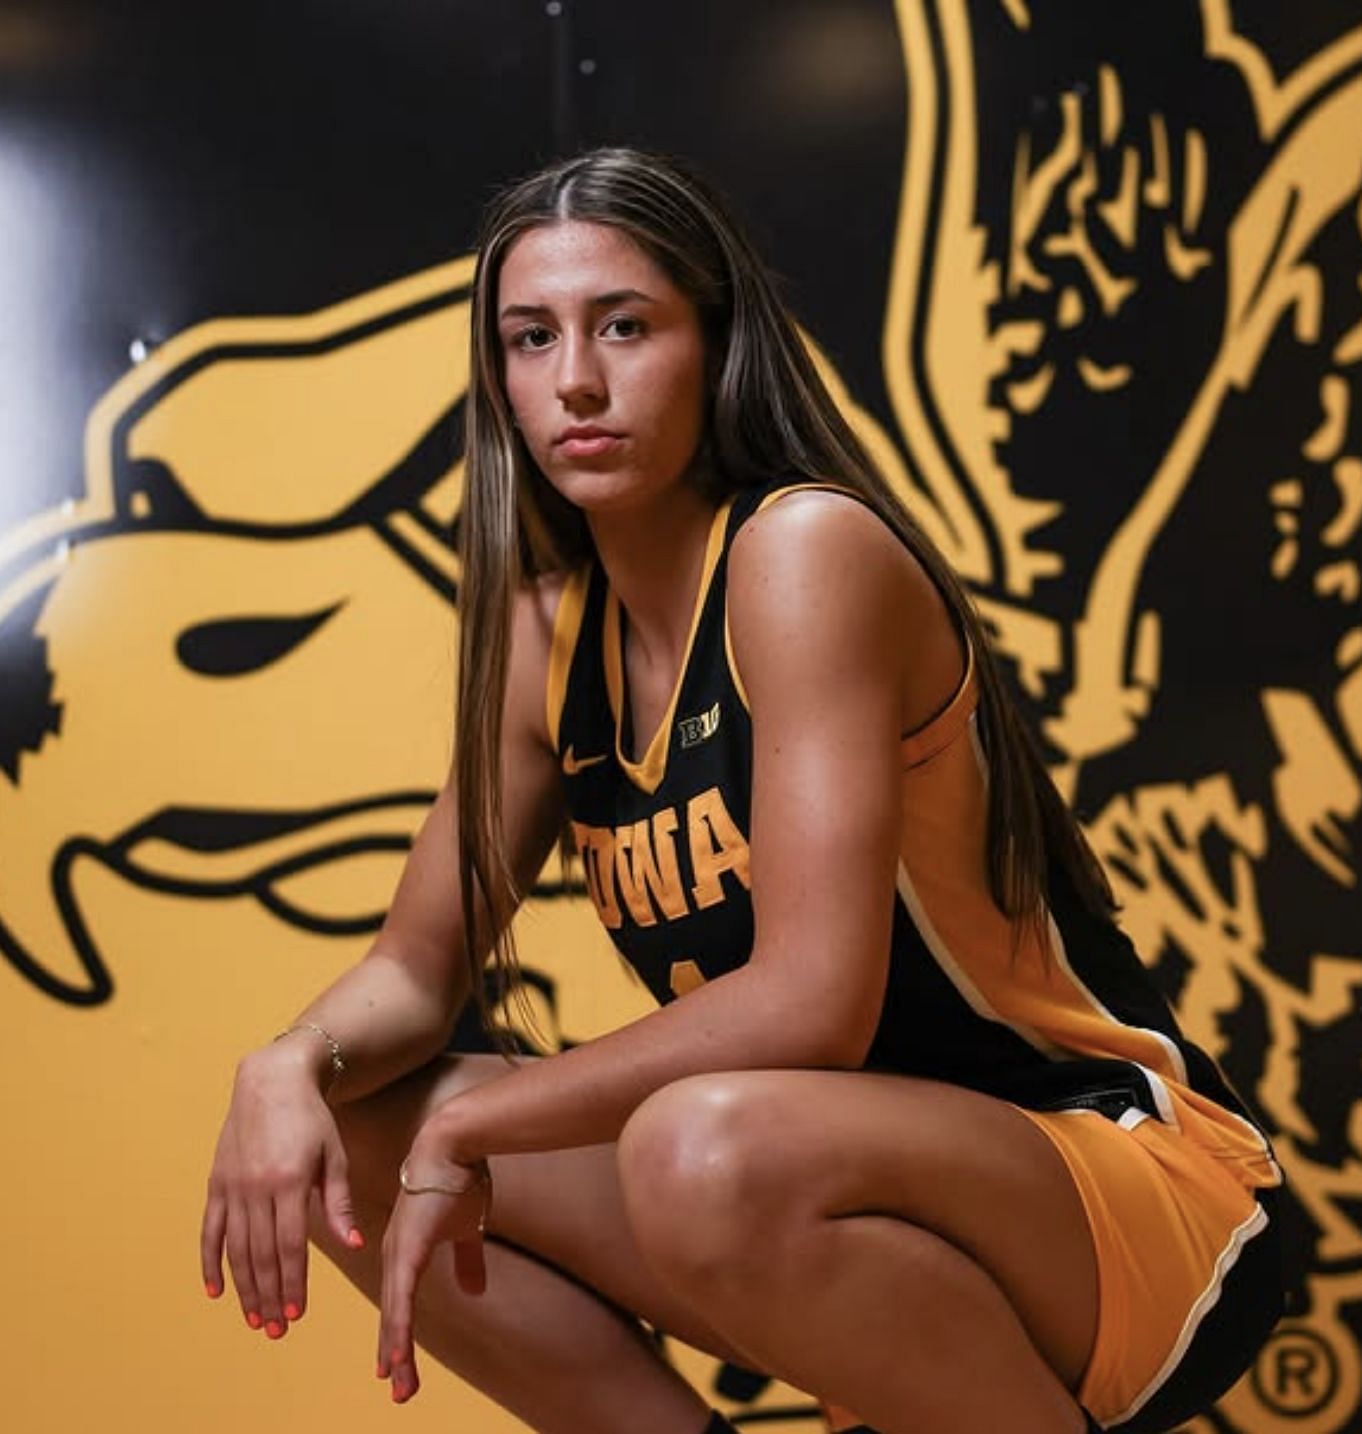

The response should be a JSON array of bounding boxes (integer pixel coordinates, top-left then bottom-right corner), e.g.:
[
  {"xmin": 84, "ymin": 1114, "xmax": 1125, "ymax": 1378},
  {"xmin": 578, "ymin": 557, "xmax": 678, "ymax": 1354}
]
[
  {"xmin": 273, "ymin": 1021, "xmax": 345, "ymax": 1095},
  {"xmin": 398, "ymin": 1157, "xmax": 490, "ymax": 1198},
  {"xmin": 398, "ymin": 1158, "xmax": 492, "ymax": 1232}
]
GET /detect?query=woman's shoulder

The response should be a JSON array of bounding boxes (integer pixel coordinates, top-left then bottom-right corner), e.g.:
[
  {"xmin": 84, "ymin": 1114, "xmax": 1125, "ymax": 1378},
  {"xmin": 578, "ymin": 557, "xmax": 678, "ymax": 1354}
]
[
  {"xmin": 727, "ymin": 483, "xmax": 942, "ymax": 630},
  {"xmin": 726, "ymin": 483, "xmax": 965, "ymax": 728}
]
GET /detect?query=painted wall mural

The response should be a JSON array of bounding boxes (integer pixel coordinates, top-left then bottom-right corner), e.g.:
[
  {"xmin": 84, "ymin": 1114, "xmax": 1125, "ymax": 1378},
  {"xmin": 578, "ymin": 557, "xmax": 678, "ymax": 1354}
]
[{"xmin": 1, "ymin": 3, "xmax": 1358, "ymax": 1430}]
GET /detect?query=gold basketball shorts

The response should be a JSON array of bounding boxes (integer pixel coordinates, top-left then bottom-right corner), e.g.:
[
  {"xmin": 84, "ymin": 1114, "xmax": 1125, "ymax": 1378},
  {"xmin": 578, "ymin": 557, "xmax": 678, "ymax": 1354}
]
[{"xmin": 1015, "ymin": 1105, "xmax": 1285, "ymax": 1430}]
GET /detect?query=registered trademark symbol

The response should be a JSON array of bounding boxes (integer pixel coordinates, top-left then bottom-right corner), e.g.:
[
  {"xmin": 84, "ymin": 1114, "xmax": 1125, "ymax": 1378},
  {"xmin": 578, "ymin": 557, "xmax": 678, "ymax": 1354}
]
[{"xmin": 1250, "ymin": 1326, "xmax": 1342, "ymax": 1418}]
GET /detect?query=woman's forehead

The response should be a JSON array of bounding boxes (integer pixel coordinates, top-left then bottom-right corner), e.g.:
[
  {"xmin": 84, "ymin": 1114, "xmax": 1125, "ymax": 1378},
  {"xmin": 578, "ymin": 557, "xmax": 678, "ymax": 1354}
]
[{"xmin": 497, "ymin": 221, "xmax": 676, "ymax": 309}]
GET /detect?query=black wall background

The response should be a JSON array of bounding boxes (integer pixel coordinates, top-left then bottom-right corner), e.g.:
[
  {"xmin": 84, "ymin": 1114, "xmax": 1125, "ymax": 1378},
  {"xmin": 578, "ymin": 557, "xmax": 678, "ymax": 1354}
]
[{"xmin": 0, "ymin": 0, "xmax": 907, "ymax": 534}]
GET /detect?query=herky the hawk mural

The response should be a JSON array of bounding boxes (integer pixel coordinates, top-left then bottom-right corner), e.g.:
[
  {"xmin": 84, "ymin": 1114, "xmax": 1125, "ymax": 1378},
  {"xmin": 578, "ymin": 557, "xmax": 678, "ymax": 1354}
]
[{"xmin": 1, "ymin": 4, "xmax": 1359, "ymax": 1431}]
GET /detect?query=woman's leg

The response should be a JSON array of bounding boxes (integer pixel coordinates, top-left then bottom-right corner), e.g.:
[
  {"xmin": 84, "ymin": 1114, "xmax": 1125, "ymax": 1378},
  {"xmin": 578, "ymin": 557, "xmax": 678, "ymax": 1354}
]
[
  {"xmin": 617, "ymin": 1070, "xmax": 1102, "ymax": 1434},
  {"xmin": 309, "ymin": 1052, "xmax": 757, "ymax": 1434}
]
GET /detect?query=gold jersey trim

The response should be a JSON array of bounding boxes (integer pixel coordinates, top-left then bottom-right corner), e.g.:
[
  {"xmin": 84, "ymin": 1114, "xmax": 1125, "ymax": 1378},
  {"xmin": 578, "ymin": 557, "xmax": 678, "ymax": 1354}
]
[{"xmin": 900, "ymin": 636, "xmax": 978, "ymax": 767}]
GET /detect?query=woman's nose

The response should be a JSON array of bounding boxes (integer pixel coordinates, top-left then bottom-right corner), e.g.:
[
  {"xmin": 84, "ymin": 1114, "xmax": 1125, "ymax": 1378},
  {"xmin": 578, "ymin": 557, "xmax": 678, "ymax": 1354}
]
[{"xmin": 555, "ymin": 332, "xmax": 605, "ymax": 405}]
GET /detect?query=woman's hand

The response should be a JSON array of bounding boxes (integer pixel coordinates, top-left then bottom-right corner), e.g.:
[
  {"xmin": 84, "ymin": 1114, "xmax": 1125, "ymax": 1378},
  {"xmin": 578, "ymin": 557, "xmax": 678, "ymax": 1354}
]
[
  {"xmin": 377, "ymin": 1135, "xmax": 492, "ymax": 1404},
  {"xmin": 200, "ymin": 1043, "xmax": 363, "ymax": 1337}
]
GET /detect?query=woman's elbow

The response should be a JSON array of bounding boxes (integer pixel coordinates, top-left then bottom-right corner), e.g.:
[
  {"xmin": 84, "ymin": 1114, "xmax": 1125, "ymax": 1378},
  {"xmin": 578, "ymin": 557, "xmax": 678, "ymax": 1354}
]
[{"xmin": 785, "ymin": 988, "xmax": 881, "ymax": 1070}]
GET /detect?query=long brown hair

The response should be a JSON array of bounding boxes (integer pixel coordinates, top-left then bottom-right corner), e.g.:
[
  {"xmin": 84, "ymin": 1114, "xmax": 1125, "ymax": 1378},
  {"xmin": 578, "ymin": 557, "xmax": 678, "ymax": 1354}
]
[{"xmin": 457, "ymin": 146, "xmax": 1115, "ymax": 1049}]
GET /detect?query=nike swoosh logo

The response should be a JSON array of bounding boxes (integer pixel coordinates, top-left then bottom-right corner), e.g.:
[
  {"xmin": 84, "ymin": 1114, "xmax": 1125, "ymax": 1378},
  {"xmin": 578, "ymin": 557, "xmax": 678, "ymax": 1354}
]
[{"xmin": 562, "ymin": 745, "xmax": 608, "ymax": 776}]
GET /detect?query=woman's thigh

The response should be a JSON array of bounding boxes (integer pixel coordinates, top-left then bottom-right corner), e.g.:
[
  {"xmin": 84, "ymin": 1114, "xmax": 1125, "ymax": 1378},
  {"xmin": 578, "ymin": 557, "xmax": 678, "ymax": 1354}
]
[
  {"xmin": 618, "ymin": 1068, "xmax": 1101, "ymax": 1391},
  {"xmin": 329, "ymin": 1050, "xmax": 757, "ymax": 1368}
]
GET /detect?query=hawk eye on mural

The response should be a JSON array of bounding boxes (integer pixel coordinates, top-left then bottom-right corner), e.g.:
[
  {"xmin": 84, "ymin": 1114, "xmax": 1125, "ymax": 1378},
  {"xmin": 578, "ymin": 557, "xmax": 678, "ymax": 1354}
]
[{"xmin": 2, "ymin": 3, "xmax": 1360, "ymax": 1431}]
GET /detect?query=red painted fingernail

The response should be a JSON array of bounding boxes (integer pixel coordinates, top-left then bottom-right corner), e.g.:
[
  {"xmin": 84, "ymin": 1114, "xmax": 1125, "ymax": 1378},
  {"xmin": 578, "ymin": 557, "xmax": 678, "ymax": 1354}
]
[
  {"xmin": 346, "ymin": 1227, "xmax": 365, "ymax": 1249},
  {"xmin": 246, "ymin": 1311, "xmax": 263, "ymax": 1329},
  {"xmin": 284, "ymin": 1302, "xmax": 301, "ymax": 1320},
  {"xmin": 204, "ymin": 1280, "xmax": 221, "ymax": 1299},
  {"xmin": 266, "ymin": 1320, "xmax": 285, "ymax": 1339}
]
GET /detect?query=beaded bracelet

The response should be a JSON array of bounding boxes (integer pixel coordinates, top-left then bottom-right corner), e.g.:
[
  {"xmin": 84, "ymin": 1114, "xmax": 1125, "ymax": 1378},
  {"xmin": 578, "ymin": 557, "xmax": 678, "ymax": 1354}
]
[{"xmin": 274, "ymin": 1020, "xmax": 346, "ymax": 1096}]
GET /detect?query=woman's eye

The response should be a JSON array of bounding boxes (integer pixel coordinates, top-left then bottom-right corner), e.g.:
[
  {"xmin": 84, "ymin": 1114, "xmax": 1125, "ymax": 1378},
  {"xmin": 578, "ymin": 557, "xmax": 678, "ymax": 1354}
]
[
  {"xmin": 513, "ymin": 325, "xmax": 555, "ymax": 350},
  {"xmin": 602, "ymin": 315, "xmax": 644, "ymax": 339}
]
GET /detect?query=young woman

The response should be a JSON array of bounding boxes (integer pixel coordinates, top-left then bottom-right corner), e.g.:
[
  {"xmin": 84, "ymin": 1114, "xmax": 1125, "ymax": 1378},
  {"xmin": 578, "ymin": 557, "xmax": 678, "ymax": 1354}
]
[{"xmin": 200, "ymin": 148, "xmax": 1286, "ymax": 1434}]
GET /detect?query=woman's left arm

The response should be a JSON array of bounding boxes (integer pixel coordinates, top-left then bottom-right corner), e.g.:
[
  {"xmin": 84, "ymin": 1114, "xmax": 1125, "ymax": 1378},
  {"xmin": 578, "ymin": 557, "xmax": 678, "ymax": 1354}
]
[{"xmin": 379, "ymin": 493, "xmax": 950, "ymax": 1393}]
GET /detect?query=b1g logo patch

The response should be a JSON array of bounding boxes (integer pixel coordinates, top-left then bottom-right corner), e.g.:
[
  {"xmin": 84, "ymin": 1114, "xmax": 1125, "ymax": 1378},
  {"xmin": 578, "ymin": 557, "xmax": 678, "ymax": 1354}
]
[{"xmin": 678, "ymin": 701, "xmax": 721, "ymax": 749}]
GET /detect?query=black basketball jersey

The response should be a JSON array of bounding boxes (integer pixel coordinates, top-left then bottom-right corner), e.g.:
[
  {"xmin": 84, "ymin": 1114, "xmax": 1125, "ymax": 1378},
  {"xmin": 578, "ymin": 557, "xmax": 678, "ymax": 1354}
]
[
  {"xmin": 544, "ymin": 478, "xmax": 1281, "ymax": 1192},
  {"xmin": 547, "ymin": 485, "xmax": 758, "ymax": 1007}
]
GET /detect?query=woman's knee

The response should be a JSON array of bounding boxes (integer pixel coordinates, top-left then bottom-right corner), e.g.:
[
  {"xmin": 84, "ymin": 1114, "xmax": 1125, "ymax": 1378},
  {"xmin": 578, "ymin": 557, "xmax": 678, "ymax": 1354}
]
[{"xmin": 617, "ymin": 1072, "xmax": 803, "ymax": 1286}]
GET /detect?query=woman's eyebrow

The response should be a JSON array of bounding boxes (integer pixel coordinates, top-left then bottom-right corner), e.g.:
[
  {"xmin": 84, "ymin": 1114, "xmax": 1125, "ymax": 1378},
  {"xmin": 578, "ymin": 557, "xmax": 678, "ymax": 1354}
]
[
  {"xmin": 592, "ymin": 288, "xmax": 657, "ymax": 308},
  {"xmin": 498, "ymin": 288, "xmax": 658, "ymax": 321}
]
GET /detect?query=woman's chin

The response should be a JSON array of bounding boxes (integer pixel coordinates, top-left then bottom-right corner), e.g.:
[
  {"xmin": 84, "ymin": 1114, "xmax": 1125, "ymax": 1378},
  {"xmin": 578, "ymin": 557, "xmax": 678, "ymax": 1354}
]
[{"xmin": 548, "ymin": 467, "xmax": 671, "ymax": 515}]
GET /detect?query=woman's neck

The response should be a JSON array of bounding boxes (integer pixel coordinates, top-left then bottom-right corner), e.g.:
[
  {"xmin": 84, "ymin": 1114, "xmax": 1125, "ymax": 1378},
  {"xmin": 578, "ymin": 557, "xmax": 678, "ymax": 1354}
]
[{"xmin": 587, "ymin": 481, "xmax": 721, "ymax": 671}]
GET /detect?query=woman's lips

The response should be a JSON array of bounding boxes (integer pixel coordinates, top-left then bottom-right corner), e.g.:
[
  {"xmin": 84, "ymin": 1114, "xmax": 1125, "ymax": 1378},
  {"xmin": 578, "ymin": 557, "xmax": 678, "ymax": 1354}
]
[{"xmin": 557, "ymin": 432, "xmax": 623, "ymax": 458}]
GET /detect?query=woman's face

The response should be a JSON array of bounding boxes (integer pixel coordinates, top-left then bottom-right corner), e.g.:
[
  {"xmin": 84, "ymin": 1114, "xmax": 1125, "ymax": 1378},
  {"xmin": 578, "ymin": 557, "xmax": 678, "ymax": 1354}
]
[{"xmin": 496, "ymin": 220, "xmax": 711, "ymax": 514}]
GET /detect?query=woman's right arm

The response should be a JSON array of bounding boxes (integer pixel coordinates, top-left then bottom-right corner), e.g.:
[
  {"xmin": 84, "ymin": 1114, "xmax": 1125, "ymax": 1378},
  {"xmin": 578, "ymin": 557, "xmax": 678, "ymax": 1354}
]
[{"xmin": 199, "ymin": 578, "xmax": 567, "ymax": 1330}]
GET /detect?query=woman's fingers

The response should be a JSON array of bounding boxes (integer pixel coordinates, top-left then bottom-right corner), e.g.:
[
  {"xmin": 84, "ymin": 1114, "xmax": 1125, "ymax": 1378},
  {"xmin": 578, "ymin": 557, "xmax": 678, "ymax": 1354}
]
[
  {"xmin": 275, "ymin": 1188, "xmax": 310, "ymax": 1322},
  {"xmin": 452, "ymin": 1234, "xmax": 487, "ymax": 1297},
  {"xmin": 200, "ymin": 1188, "xmax": 227, "ymax": 1299},
  {"xmin": 247, "ymin": 1197, "xmax": 286, "ymax": 1336},
  {"xmin": 224, "ymin": 1202, "xmax": 261, "ymax": 1328},
  {"xmin": 386, "ymin": 1328, "xmax": 422, "ymax": 1405},
  {"xmin": 455, "ymin": 1171, "xmax": 491, "ymax": 1296},
  {"xmin": 376, "ymin": 1262, "xmax": 413, "ymax": 1397},
  {"xmin": 202, "ymin": 1068, "xmax": 354, "ymax": 1335},
  {"xmin": 378, "ymin": 1236, "xmax": 419, "ymax": 1399},
  {"xmin": 375, "ymin": 1162, "xmax": 491, "ymax": 1398},
  {"xmin": 322, "ymin": 1127, "xmax": 364, "ymax": 1250},
  {"xmin": 378, "ymin": 1200, "xmax": 454, "ymax": 1402},
  {"xmin": 211, "ymin": 1180, "xmax": 317, "ymax": 1332}
]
